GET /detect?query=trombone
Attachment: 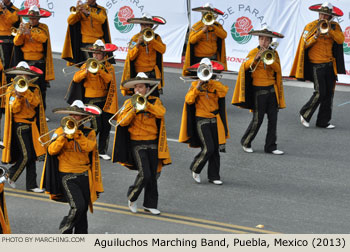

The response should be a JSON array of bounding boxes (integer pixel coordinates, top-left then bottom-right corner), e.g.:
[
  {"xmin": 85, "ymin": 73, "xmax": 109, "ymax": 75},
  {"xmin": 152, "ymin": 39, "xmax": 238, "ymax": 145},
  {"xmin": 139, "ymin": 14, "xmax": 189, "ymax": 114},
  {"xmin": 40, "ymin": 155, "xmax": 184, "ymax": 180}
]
[
  {"xmin": 318, "ymin": 19, "xmax": 330, "ymax": 34},
  {"xmin": 38, "ymin": 115, "xmax": 94, "ymax": 146},
  {"xmin": 62, "ymin": 55, "xmax": 115, "ymax": 76},
  {"xmin": 250, "ymin": 42, "xmax": 279, "ymax": 72},
  {"xmin": 142, "ymin": 27, "xmax": 155, "ymax": 42},
  {"xmin": 109, "ymin": 83, "xmax": 159, "ymax": 128},
  {"xmin": 202, "ymin": 11, "xmax": 217, "ymax": 26},
  {"xmin": 0, "ymin": 75, "xmax": 37, "ymax": 97}
]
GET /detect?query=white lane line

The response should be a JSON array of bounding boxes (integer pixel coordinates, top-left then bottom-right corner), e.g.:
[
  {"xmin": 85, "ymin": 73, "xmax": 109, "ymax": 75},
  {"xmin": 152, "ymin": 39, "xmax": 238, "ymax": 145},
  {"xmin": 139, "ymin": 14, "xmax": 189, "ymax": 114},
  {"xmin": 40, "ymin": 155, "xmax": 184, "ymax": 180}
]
[{"xmin": 338, "ymin": 101, "xmax": 350, "ymax": 107}]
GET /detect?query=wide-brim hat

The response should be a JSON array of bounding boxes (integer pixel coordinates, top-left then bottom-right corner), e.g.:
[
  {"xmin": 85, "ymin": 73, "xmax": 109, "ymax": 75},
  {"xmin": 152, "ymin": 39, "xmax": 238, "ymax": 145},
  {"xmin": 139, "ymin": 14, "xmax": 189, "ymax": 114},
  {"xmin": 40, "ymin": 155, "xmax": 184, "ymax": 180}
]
[
  {"xmin": 53, "ymin": 102, "xmax": 101, "ymax": 116},
  {"xmin": 309, "ymin": 3, "xmax": 343, "ymax": 17},
  {"xmin": 17, "ymin": 8, "xmax": 52, "ymax": 18},
  {"xmin": 127, "ymin": 16, "xmax": 166, "ymax": 25},
  {"xmin": 121, "ymin": 77, "xmax": 161, "ymax": 89},
  {"xmin": 5, "ymin": 65, "xmax": 43, "ymax": 76},
  {"xmin": 81, "ymin": 43, "xmax": 118, "ymax": 53},
  {"xmin": 192, "ymin": 3, "xmax": 224, "ymax": 15},
  {"xmin": 248, "ymin": 27, "xmax": 284, "ymax": 38},
  {"xmin": 187, "ymin": 60, "xmax": 224, "ymax": 73}
]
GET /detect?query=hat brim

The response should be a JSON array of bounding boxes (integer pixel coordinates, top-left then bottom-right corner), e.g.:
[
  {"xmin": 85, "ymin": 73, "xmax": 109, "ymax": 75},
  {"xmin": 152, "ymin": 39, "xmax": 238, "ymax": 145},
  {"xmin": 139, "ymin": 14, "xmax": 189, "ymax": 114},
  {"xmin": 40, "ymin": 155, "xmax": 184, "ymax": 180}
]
[
  {"xmin": 81, "ymin": 43, "xmax": 118, "ymax": 53},
  {"xmin": 17, "ymin": 8, "xmax": 52, "ymax": 18},
  {"xmin": 52, "ymin": 105, "xmax": 101, "ymax": 116},
  {"xmin": 121, "ymin": 77, "xmax": 161, "ymax": 89},
  {"xmin": 127, "ymin": 16, "xmax": 166, "ymax": 25},
  {"xmin": 188, "ymin": 60, "xmax": 225, "ymax": 72},
  {"xmin": 309, "ymin": 4, "xmax": 343, "ymax": 17},
  {"xmin": 192, "ymin": 7, "xmax": 224, "ymax": 15},
  {"xmin": 248, "ymin": 30, "xmax": 284, "ymax": 38},
  {"xmin": 4, "ymin": 66, "xmax": 42, "ymax": 76}
]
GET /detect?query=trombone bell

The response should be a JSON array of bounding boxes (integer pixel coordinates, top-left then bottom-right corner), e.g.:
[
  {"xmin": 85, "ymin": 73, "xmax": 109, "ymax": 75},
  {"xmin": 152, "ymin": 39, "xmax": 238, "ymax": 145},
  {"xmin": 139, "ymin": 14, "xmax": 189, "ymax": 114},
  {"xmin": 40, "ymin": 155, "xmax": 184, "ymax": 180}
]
[
  {"xmin": 131, "ymin": 94, "xmax": 147, "ymax": 111},
  {"xmin": 202, "ymin": 12, "xmax": 215, "ymax": 26},
  {"xmin": 11, "ymin": 27, "xmax": 18, "ymax": 36},
  {"xmin": 14, "ymin": 76, "xmax": 28, "ymax": 93},
  {"xmin": 70, "ymin": 6, "xmax": 77, "ymax": 15},
  {"xmin": 61, "ymin": 116, "xmax": 77, "ymax": 136},
  {"xmin": 0, "ymin": 166, "xmax": 9, "ymax": 184},
  {"xmin": 86, "ymin": 58, "xmax": 99, "ymax": 74},
  {"xmin": 261, "ymin": 50, "xmax": 275, "ymax": 65},
  {"xmin": 143, "ymin": 28, "xmax": 154, "ymax": 42}
]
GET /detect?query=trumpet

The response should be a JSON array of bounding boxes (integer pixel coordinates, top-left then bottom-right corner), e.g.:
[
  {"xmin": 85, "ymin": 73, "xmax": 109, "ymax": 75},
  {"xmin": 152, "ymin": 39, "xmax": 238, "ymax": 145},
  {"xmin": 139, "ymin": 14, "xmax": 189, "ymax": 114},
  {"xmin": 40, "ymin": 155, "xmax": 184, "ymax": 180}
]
[
  {"xmin": 202, "ymin": 11, "xmax": 216, "ymax": 26},
  {"xmin": 70, "ymin": 0, "xmax": 88, "ymax": 14},
  {"xmin": 0, "ymin": 166, "xmax": 9, "ymax": 184},
  {"xmin": 109, "ymin": 83, "xmax": 159, "ymax": 128},
  {"xmin": 197, "ymin": 63, "xmax": 213, "ymax": 81},
  {"xmin": 318, "ymin": 20, "xmax": 329, "ymax": 34},
  {"xmin": 11, "ymin": 23, "xmax": 34, "ymax": 36},
  {"xmin": 38, "ymin": 115, "xmax": 95, "ymax": 146},
  {"xmin": 250, "ymin": 42, "xmax": 279, "ymax": 72}
]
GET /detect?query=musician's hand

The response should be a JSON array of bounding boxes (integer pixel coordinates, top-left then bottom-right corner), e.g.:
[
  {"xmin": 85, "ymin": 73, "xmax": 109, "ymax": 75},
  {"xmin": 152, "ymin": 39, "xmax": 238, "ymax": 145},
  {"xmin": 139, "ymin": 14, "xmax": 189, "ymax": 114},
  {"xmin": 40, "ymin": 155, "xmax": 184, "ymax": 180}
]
[
  {"xmin": 136, "ymin": 34, "xmax": 144, "ymax": 45},
  {"xmin": 202, "ymin": 25, "xmax": 209, "ymax": 32},
  {"xmin": 254, "ymin": 49, "xmax": 264, "ymax": 61},
  {"xmin": 196, "ymin": 80, "xmax": 205, "ymax": 90}
]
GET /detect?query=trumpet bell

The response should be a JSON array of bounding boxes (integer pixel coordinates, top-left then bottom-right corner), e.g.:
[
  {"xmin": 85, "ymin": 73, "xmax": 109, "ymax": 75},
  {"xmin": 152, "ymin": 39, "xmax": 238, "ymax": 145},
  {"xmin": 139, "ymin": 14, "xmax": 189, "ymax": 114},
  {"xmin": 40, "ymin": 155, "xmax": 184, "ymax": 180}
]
[
  {"xmin": 319, "ymin": 20, "xmax": 329, "ymax": 34},
  {"xmin": 86, "ymin": 58, "xmax": 99, "ymax": 74},
  {"xmin": 11, "ymin": 27, "xmax": 18, "ymax": 36},
  {"xmin": 202, "ymin": 12, "xmax": 215, "ymax": 26},
  {"xmin": 197, "ymin": 64, "xmax": 213, "ymax": 81},
  {"xmin": 143, "ymin": 28, "xmax": 154, "ymax": 42},
  {"xmin": 261, "ymin": 50, "xmax": 275, "ymax": 65}
]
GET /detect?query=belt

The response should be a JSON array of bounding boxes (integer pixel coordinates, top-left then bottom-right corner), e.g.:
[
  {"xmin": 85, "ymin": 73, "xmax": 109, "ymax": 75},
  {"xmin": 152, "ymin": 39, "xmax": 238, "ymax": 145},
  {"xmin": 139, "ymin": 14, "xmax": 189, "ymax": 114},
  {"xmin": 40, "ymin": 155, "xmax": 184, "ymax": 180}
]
[
  {"xmin": 312, "ymin": 62, "xmax": 333, "ymax": 68},
  {"xmin": 196, "ymin": 117, "xmax": 217, "ymax": 124}
]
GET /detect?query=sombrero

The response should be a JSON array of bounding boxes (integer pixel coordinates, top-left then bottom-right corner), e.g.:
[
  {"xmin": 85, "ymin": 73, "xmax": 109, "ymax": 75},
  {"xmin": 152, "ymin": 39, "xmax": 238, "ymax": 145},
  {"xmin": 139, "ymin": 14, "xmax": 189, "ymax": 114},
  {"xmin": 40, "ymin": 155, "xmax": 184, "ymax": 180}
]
[
  {"xmin": 5, "ymin": 61, "xmax": 43, "ymax": 75},
  {"xmin": 81, "ymin": 39, "xmax": 118, "ymax": 53},
  {"xmin": 248, "ymin": 25, "xmax": 284, "ymax": 38},
  {"xmin": 192, "ymin": 2, "xmax": 224, "ymax": 15},
  {"xmin": 187, "ymin": 58, "xmax": 224, "ymax": 73},
  {"xmin": 309, "ymin": 2, "xmax": 343, "ymax": 17},
  {"xmin": 121, "ymin": 72, "xmax": 161, "ymax": 89},
  {"xmin": 127, "ymin": 13, "xmax": 166, "ymax": 25},
  {"xmin": 17, "ymin": 5, "xmax": 51, "ymax": 18},
  {"xmin": 53, "ymin": 100, "xmax": 101, "ymax": 116}
]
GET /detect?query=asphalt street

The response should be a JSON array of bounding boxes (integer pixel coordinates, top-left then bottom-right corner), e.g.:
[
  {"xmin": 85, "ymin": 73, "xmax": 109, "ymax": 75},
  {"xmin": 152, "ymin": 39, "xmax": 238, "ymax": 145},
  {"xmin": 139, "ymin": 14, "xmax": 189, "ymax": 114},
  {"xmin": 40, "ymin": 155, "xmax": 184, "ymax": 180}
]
[{"xmin": 3, "ymin": 57, "xmax": 350, "ymax": 234}]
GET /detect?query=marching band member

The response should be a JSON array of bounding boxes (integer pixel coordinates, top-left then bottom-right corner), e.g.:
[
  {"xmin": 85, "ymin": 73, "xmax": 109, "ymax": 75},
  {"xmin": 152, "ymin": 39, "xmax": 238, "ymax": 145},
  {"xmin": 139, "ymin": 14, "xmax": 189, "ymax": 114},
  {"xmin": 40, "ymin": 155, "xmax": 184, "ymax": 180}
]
[
  {"xmin": 121, "ymin": 13, "xmax": 166, "ymax": 96},
  {"xmin": 2, "ymin": 61, "xmax": 48, "ymax": 192},
  {"xmin": 182, "ymin": 3, "xmax": 227, "ymax": 76},
  {"xmin": 179, "ymin": 58, "xmax": 229, "ymax": 185},
  {"xmin": 0, "ymin": 166, "xmax": 11, "ymax": 234},
  {"xmin": 41, "ymin": 100, "xmax": 103, "ymax": 234},
  {"xmin": 112, "ymin": 73, "xmax": 171, "ymax": 215},
  {"xmin": 0, "ymin": 54, "xmax": 6, "ymax": 147},
  {"xmin": 62, "ymin": 0, "xmax": 115, "ymax": 65},
  {"xmin": 12, "ymin": 5, "xmax": 54, "ymax": 115},
  {"xmin": 232, "ymin": 27, "xmax": 285, "ymax": 155},
  {"xmin": 290, "ymin": 2, "xmax": 345, "ymax": 129},
  {"xmin": 65, "ymin": 40, "xmax": 118, "ymax": 160},
  {"xmin": 0, "ymin": 0, "xmax": 20, "ymax": 70}
]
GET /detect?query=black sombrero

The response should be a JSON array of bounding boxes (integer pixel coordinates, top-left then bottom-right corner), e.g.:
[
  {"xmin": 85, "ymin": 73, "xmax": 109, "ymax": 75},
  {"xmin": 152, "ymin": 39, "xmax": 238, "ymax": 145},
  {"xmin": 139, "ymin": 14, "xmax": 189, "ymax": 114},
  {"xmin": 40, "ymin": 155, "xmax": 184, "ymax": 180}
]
[
  {"xmin": 248, "ymin": 27, "xmax": 284, "ymax": 38},
  {"xmin": 5, "ymin": 62, "xmax": 43, "ymax": 76},
  {"xmin": 127, "ymin": 14, "xmax": 166, "ymax": 25},
  {"xmin": 192, "ymin": 3, "xmax": 224, "ymax": 15},
  {"xmin": 53, "ymin": 101, "xmax": 101, "ymax": 116}
]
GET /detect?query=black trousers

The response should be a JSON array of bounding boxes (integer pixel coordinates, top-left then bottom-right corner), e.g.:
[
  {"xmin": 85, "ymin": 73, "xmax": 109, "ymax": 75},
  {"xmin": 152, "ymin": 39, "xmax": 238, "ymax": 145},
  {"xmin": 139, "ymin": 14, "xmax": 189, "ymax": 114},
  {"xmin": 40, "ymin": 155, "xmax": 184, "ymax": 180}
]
[
  {"xmin": 59, "ymin": 171, "xmax": 90, "ymax": 234},
  {"xmin": 0, "ymin": 37, "xmax": 13, "ymax": 69},
  {"xmin": 190, "ymin": 117, "xmax": 220, "ymax": 180},
  {"xmin": 9, "ymin": 123, "xmax": 38, "ymax": 190},
  {"xmin": 127, "ymin": 140, "xmax": 158, "ymax": 209},
  {"xmin": 300, "ymin": 62, "xmax": 336, "ymax": 127},
  {"xmin": 84, "ymin": 98, "xmax": 111, "ymax": 154},
  {"xmin": 27, "ymin": 60, "xmax": 48, "ymax": 110},
  {"xmin": 241, "ymin": 86, "xmax": 278, "ymax": 153}
]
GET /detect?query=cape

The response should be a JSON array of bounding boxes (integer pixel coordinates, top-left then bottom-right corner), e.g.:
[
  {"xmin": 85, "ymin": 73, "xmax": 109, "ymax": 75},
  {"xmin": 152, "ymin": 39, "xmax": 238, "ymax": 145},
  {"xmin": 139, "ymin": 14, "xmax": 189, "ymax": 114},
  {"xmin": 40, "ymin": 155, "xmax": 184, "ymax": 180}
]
[
  {"xmin": 40, "ymin": 127, "xmax": 103, "ymax": 213},
  {"xmin": 0, "ymin": 60, "xmax": 5, "ymax": 108},
  {"xmin": 290, "ymin": 20, "xmax": 345, "ymax": 81},
  {"xmin": 178, "ymin": 80, "xmax": 230, "ymax": 151},
  {"xmin": 182, "ymin": 20, "xmax": 227, "ymax": 76},
  {"xmin": 2, "ymin": 83, "xmax": 49, "ymax": 164},
  {"xmin": 61, "ymin": 4, "xmax": 115, "ymax": 65},
  {"xmin": 11, "ymin": 23, "xmax": 54, "ymax": 81},
  {"xmin": 0, "ymin": 184, "xmax": 11, "ymax": 234},
  {"xmin": 111, "ymin": 97, "xmax": 171, "ymax": 173},
  {"xmin": 65, "ymin": 59, "xmax": 118, "ymax": 114},
  {"xmin": 120, "ymin": 33, "xmax": 164, "ymax": 96},
  {"xmin": 232, "ymin": 48, "xmax": 286, "ymax": 110}
]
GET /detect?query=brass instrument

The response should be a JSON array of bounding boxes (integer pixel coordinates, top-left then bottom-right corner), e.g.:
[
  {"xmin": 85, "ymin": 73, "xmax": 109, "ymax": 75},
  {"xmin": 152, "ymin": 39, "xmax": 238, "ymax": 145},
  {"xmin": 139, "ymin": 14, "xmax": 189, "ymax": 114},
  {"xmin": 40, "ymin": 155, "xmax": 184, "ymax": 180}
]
[
  {"xmin": 142, "ymin": 28, "xmax": 155, "ymax": 42},
  {"xmin": 62, "ymin": 55, "xmax": 115, "ymax": 76},
  {"xmin": 109, "ymin": 83, "xmax": 159, "ymax": 127},
  {"xmin": 0, "ymin": 166, "xmax": 9, "ymax": 184},
  {"xmin": 11, "ymin": 23, "xmax": 34, "ymax": 36},
  {"xmin": 319, "ymin": 19, "xmax": 329, "ymax": 34},
  {"xmin": 197, "ymin": 63, "xmax": 213, "ymax": 81},
  {"xmin": 250, "ymin": 42, "xmax": 279, "ymax": 72},
  {"xmin": 202, "ymin": 11, "xmax": 216, "ymax": 26},
  {"xmin": 38, "ymin": 115, "xmax": 95, "ymax": 146},
  {"xmin": 70, "ymin": 0, "xmax": 88, "ymax": 14},
  {"xmin": 0, "ymin": 75, "xmax": 36, "ymax": 97}
]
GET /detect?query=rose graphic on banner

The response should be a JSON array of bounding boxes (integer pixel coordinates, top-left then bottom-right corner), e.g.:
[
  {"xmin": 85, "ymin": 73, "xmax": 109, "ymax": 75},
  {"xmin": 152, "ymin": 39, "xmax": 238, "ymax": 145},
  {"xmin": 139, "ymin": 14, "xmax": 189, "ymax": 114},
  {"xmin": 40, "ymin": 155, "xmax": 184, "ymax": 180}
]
[
  {"xmin": 114, "ymin": 6, "xmax": 135, "ymax": 34},
  {"xmin": 231, "ymin": 16, "xmax": 253, "ymax": 44},
  {"xmin": 343, "ymin": 27, "xmax": 350, "ymax": 55}
]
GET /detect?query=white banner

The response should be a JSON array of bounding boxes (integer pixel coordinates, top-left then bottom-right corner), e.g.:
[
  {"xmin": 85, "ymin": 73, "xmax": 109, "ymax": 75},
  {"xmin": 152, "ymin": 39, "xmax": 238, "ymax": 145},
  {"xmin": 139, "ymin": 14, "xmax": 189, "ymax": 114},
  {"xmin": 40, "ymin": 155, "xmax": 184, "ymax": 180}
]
[{"xmin": 11, "ymin": 0, "xmax": 188, "ymax": 64}]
